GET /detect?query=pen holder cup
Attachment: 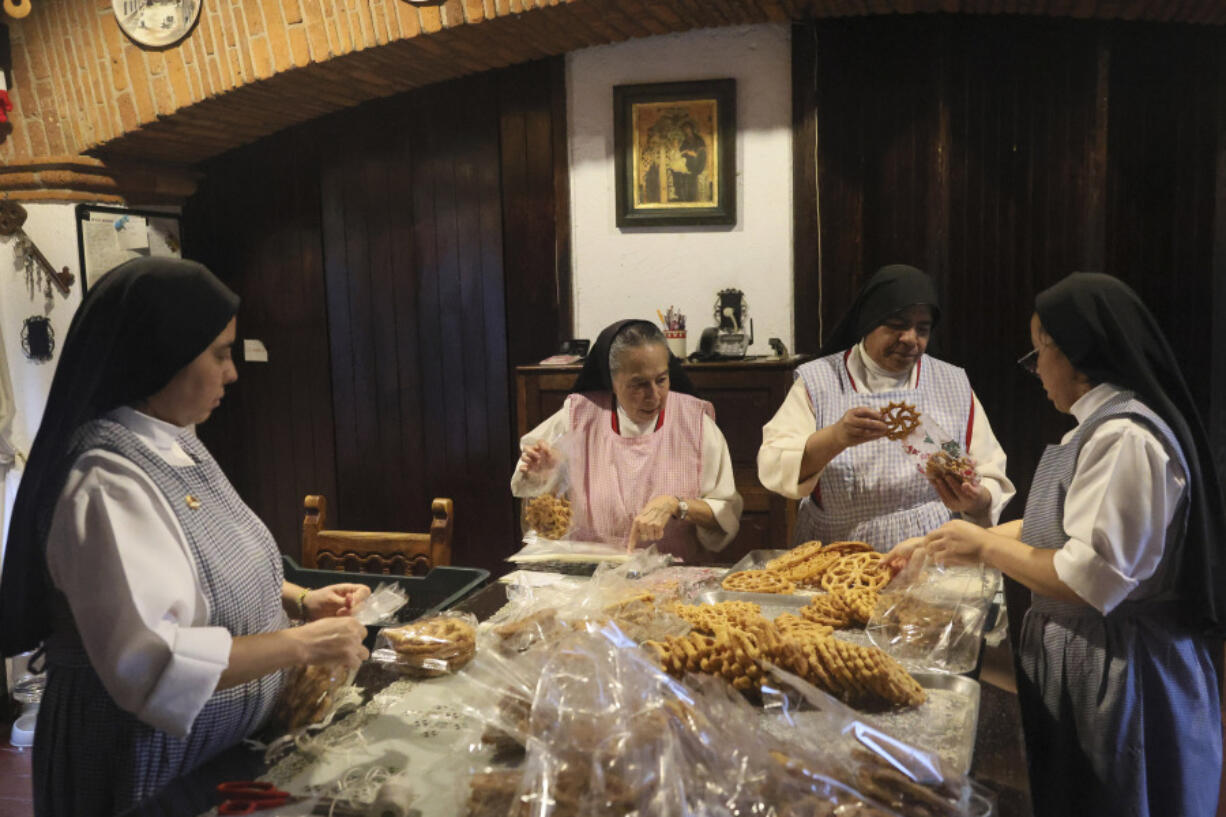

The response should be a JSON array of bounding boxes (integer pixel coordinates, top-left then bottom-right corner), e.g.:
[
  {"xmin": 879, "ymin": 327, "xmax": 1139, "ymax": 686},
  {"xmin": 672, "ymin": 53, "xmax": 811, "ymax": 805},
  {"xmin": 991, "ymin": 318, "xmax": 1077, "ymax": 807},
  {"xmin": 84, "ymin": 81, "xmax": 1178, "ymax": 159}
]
[{"xmin": 665, "ymin": 330, "xmax": 686, "ymax": 358}]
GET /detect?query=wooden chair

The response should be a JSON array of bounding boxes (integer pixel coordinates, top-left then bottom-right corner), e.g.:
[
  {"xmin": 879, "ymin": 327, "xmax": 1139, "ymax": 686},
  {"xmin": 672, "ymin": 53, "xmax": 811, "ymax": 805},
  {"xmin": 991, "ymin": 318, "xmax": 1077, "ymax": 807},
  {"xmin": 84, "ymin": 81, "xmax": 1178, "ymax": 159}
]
[{"xmin": 301, "ymin": 494, "xmax": 453, "ymax": 576}]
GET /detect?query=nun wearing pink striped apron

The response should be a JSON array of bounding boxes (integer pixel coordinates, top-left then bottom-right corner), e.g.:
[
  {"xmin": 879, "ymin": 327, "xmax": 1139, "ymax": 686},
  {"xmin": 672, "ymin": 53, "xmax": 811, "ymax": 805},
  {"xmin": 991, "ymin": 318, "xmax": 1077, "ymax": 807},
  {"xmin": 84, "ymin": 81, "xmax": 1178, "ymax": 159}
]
[
  {"xmin": 568, "ymin": 390, "xmax": 714, "ymax": 562},
  {"xmin": 513, "ymin": 320, "xmax": 742, "ymax": 561}
]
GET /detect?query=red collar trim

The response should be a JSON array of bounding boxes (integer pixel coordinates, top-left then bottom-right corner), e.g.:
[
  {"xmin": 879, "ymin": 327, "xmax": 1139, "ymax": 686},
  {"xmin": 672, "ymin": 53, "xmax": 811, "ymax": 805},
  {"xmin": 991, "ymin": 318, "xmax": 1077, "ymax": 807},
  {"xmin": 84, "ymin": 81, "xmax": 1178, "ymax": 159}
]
[
  {"xmin": 843, "ymin": 349, "xmax": 858, "ymax": 393},
  {"xmin": 611, "ymin": 403, "xmax": 666, "ymax": 434}
]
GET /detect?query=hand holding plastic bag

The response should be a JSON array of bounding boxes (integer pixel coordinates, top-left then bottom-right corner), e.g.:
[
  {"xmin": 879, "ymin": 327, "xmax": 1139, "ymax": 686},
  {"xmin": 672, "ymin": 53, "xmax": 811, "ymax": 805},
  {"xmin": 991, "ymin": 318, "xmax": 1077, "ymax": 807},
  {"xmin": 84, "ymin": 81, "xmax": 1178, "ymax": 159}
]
[
  {"xmin": 518, "ymin": 430, "xmax": 577, "ymax": 542},
  {"xmin": 867, "ymin": 552, "xmax": 998, "ymax": 674},
  {"xmin": 270, "ymin": 583, "xmax": 409, "ymax": 732}
]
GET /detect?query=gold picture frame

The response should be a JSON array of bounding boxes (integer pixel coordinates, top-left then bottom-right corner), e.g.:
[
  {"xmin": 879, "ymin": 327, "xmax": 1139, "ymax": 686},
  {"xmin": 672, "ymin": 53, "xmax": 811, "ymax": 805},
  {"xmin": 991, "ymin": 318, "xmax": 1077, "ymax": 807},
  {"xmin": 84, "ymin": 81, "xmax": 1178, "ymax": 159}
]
[{"xmin": 614, "ymin": 79, "xmax": 736, "ymax": 227}]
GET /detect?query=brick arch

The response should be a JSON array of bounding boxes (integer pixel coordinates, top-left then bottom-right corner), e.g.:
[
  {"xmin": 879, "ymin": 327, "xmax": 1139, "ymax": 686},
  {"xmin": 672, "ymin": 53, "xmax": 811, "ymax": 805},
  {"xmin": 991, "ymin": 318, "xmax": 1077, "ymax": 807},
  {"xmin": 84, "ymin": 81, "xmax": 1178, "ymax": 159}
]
[{"xmin": 1, "ymin": 0, "xmax": 1222, "ymax": 202}]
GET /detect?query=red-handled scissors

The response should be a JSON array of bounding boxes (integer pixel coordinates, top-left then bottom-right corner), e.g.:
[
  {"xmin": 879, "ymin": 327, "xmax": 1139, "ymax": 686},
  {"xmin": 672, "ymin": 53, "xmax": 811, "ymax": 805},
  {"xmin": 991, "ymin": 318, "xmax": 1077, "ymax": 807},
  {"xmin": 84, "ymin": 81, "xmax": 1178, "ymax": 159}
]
[{"xmin": 216, "ymin": 780, "xmax": 293, "ymax": 814}]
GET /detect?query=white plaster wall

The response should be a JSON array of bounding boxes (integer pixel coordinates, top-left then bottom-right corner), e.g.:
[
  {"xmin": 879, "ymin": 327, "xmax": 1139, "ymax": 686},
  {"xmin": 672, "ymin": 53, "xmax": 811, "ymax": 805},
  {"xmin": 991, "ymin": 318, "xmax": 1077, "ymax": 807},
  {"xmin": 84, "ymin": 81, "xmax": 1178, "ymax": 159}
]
[
  {"xmin": 0, "ymin": 202, "xmax": 82, "ymax": 560},
  {"xmin": 567, "ymin": 24, "xmax": 794, "ymax": 356}
]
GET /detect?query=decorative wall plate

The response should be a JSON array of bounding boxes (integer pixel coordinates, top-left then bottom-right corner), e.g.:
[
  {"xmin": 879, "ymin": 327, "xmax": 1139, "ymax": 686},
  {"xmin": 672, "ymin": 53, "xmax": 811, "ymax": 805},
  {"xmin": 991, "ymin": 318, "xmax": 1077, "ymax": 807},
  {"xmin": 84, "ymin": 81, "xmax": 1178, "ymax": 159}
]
[{"xmin": 113, "ymin": 0, "xmax": 200, "ymax": 49}]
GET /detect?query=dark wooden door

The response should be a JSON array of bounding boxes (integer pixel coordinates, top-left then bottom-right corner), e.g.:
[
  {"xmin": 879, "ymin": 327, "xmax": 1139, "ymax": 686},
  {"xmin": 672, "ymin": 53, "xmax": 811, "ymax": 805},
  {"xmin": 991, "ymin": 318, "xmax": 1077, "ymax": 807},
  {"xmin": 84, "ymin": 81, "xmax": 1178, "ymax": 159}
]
[
  {"xmin": 316, "ymin": 76, "xmax": 514, "ymax": 573},
  {"xmin": 795, "ymin": 16, "xmax": 1225, "ymax": 514},
  {"xmin": 186, "ymin": 60, "xmax": 568, "ymax": 575},
  {"xmin": 793, "ymin": 15, "xmax": 1226, "ymax": 647}
]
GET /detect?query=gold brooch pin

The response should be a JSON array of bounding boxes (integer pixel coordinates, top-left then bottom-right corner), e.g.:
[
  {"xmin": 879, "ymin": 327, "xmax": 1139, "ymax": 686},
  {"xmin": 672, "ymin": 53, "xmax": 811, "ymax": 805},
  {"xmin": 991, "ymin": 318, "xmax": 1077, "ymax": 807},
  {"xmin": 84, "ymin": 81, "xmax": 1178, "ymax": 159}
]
[{"xmin": 185, "ymin": 495, "xmax": 201, "ymax": 510}]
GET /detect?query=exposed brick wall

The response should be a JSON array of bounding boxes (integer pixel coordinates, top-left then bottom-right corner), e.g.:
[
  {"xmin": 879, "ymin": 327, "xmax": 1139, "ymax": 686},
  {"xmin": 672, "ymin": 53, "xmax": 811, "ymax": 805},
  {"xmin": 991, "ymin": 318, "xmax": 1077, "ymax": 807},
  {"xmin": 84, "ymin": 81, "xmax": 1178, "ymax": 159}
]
[
  {"xmin": 0, "ymin": 0, "xmax": 482, "ymax": 165},
  {"xmin": 0, "ymin": 0, "xmax": 1221, "ymax": 203}
]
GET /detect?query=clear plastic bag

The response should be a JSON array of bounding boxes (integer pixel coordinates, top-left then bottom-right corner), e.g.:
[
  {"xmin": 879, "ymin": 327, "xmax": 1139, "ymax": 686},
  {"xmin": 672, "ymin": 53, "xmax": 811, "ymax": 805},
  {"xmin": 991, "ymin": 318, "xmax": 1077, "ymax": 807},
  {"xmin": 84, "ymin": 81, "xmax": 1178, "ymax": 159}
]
[
  {"xmin": 373, "ymin": 611, "xmax": 479, "ymax": 677},
  {"xmin": 760, "ymin": 665, "xmax": 990, "ymax": 816},
  {"xmin": 269, "ymin": 583, "xmax": 410, "ymax": 732},
  {"xmin": 456, "ymin": 621, "xmax": 987, "ymax": 817},
  {"xmin": 884, "ymin": 402, "xmax": 982, "ymax": 488},
  {"xmin": 518, "ymin": 429, "xmax": 577, "ymax": 542},
  {"xmin": 866, "ymin": 553, "xmax": 999, "ymax": 674}
]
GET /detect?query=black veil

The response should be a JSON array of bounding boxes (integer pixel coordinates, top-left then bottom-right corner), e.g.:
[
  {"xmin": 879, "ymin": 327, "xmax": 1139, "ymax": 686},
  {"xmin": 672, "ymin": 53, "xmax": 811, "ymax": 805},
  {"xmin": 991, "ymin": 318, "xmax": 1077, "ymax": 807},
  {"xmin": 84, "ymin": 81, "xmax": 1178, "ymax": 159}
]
[
  {"xmin": 1, "ymin": 257, "xmax": 239, "ymax": 656},
  {"xmin": 570, "ymin": 319, "xmax": 696, "ymax": 396},
  {"xmin": 819, "ymin": 264, "xmax": 942, "ymax": 357}
]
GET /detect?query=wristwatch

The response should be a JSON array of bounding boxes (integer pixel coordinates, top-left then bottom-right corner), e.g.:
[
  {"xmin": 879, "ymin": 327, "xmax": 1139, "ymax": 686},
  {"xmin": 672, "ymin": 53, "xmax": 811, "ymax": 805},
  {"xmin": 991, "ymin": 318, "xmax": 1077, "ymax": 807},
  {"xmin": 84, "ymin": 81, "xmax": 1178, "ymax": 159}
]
[{"xmin": 675, "ymin": 497, "xmax": 689, "ymax": 520}]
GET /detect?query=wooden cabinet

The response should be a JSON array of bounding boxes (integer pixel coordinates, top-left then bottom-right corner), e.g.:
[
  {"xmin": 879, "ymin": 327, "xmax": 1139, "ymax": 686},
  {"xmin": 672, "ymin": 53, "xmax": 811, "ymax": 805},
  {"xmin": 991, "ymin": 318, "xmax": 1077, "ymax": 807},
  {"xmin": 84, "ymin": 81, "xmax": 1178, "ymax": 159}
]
[{"xmin": 514, "ymin": 356, "xmax": 809, "ymax": 564}]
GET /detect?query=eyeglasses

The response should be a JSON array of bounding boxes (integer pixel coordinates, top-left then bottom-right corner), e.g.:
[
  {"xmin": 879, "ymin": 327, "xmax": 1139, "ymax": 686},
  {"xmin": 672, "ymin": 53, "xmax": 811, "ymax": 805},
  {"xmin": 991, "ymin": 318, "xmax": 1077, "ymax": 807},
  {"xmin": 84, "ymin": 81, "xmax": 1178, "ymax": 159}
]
[{"xmin": 1017, "ymin": 348, "xmax": 1039, "ymax": 377}]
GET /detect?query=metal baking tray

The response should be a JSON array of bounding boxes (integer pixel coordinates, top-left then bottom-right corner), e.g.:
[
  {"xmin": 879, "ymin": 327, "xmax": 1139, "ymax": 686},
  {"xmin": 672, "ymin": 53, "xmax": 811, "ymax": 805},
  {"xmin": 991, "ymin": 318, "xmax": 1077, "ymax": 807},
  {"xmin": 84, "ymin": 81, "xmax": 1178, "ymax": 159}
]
[
  {"xmin": 695, "ymin": 588, "xmax": 812, "ymax": 612},
  {"xmin": 685, "ymin": 593, "xmax": 982, "ymax": 773},
  {"xmin": 694, "ymin": 590, "xmax": 982, "ymax": 677},
  {"xmin": 858, "ymin": 672, "xmax": 981, "ymax": 774},
  {"xmin": 758, "ymin": 672, "xmax": 981, "ymax": 776},
  {"xmin": 726, "ymin": 549, "xmax": 790, "ymax": 574}
]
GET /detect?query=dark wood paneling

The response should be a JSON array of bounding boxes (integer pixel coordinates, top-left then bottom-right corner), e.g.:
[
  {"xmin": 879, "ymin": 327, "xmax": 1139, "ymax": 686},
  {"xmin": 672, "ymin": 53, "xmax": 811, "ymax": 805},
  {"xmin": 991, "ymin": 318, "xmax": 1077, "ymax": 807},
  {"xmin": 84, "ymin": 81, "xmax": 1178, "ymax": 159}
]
[
  {"xmin": 499, "ymin": 58, "xmax": 576, "ymax": 456},
  {"xmin": 184, "ymin": 59, "xmax": 568, "ymax": 575},
  {"xmin": 792, "ymin": 21, "xmax": 821, "ymax": 355},
  {"xmin": 1104, "ymin": 24, "xmax": 1220, "ymax": 419},
  {"xmin": 799, "ymin": 15, "xmax": 1223, "ymax": 522},
  {"xmin": 184, "ymin": 128, "xmax": 337, "ymax": 556},
  {"xmin": 942, "ymin": 17, "xmax": 1105, "ymax": 508},
  {"xmin": 317, "ymin": 76, "xmax": 518, "ymax": 575},
  {"xmin": 798, "ymin": 15, "xmax": 1225, "ymax": 650}
]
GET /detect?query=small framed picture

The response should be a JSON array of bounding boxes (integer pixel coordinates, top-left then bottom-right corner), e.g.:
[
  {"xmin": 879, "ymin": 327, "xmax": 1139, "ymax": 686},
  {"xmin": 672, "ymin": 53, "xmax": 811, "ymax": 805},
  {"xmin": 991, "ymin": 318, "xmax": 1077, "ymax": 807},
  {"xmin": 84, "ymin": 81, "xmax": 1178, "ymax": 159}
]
[{"xmin": 613, "ymin": 79, "xmax": 736, "ymax": 228}]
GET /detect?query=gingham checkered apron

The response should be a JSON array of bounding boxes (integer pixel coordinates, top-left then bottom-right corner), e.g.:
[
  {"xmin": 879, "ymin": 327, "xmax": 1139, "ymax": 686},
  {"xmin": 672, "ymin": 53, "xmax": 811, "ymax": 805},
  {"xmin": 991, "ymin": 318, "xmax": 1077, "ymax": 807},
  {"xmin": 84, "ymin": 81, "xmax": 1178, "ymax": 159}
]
[
  {"xmin": 34, "ymin": 419, "xmax": 287, "ymax": 817},
  {"xmin": 792, "ymin": 352, "xmax": 972, "ymax": 551},
  {"xmin": 1017, "ymin": 394, "xmax": 1220, "ymax": 817},
  {"xmin": 568, "ymin": 391, "xmax": 711, "ymax": 562}
]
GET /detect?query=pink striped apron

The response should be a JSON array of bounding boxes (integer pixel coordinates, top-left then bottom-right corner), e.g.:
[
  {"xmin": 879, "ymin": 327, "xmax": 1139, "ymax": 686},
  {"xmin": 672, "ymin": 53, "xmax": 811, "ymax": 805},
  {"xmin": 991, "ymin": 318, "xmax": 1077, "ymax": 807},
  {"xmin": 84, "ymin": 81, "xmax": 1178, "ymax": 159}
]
[{"xmin": 568, "ymin": 391, "xmax": 713, "ymax": 562}]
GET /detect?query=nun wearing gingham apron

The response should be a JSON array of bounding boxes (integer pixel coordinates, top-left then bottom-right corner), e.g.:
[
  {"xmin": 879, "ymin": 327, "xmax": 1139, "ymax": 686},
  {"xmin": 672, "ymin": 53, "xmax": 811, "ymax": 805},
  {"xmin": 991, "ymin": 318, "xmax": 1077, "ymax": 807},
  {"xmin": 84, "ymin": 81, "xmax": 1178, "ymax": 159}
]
[
  {"xmin": 758, "ymin": 265, "xmax": 1015, "ymax": 551},
  {"xmin": 0, "ymin": 258, "xmax": 370, "ymax": 817},
  {"xmin": 916, "ymin": 273, "xmax": 1226, "ymax": 816}
]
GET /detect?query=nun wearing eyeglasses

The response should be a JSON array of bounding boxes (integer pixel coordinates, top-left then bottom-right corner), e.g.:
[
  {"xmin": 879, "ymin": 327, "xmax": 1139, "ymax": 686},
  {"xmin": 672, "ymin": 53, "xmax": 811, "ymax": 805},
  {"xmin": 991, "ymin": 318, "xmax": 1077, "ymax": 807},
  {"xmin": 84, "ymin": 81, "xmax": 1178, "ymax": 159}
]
[
  {"xmin": 511, "ymin": 319, "xmax": 741, "ymax": 561},
  {"xmin": 0, "ymin": 258, "xmax": 371, "ymax": 817},
  {"xmin": 758, "ymin": 265, "xmax": 1014, "ymax": 551},
  {"xmin": 892, "ymin": 273, "xmax": 1225, "ymax": 816}
]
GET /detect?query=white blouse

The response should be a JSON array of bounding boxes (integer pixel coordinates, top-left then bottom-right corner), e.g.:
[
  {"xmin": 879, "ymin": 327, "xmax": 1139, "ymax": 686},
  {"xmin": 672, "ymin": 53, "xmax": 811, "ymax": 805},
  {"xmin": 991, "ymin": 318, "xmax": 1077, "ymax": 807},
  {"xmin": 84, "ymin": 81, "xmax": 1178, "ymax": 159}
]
[
  {"xmin": 45, "ymin": 406, "xmax": 231, "ymax": 738},
  {"xmin": 757, "ymin": 344, "xmax": 1015, "ymax": 527},
  {"xmin": 510, "ymin": 401, "xmax": 743, "ymax": 551},
  {"xmin": 1052, "ymin": 383, "xmax": 1188, "ymax": 615}
]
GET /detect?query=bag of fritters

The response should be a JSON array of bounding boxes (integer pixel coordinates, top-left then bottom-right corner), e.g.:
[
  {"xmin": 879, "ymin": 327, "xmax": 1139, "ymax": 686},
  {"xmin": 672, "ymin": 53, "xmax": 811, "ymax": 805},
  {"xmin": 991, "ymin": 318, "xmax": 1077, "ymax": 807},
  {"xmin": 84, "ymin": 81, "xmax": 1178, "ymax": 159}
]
[
  {"xmin": 866, "ymin": 552, "xmax": 998, "ymax": 674},
  {"xmin": 269, "ymin": 583, "xmax": 409, "ymax": 731},
  {"xmin": 517, "ymin": 429, "xmax": 577, "ymax": 542},
  {"xmin": 880, "ymin": 400, "xmax": 981, "ymax": 487},
  {"xmin": 373, "ymin": 611, "xmax": 479, "ymax": 677}
]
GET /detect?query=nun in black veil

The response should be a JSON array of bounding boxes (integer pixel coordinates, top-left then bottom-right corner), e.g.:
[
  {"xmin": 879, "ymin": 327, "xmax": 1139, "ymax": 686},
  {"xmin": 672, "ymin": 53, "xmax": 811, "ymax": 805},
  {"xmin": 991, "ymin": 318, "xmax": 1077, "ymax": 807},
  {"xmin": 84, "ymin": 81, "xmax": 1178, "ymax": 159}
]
[
  {"xmin": 0, "ymin": 257, "xmax": 370, "ymax": 816},
  {"xmin": 905, "ymin": 272, "xmax": 1226, "ymax": 816},
  {"xmin": 758, "ymin": 264, "xmax": 1015, "ymax": 551},
  {"xmin": 511, "ymin": 319, "xmax": 742, "ymax": 562}
]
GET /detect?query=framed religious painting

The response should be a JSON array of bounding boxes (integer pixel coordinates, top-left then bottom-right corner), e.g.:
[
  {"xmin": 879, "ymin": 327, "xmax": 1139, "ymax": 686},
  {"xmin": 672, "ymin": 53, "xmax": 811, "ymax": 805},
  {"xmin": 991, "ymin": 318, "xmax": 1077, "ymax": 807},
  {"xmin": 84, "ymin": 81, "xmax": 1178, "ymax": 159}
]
[{"xmin": 613, "ymin": 79, "xmax": 736, "ymax": 228}]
